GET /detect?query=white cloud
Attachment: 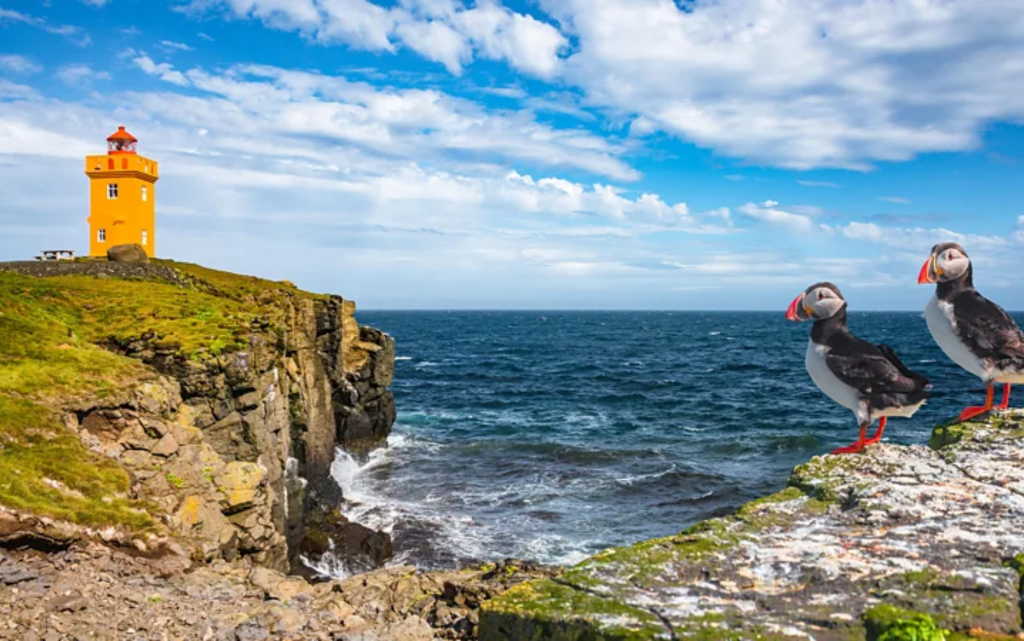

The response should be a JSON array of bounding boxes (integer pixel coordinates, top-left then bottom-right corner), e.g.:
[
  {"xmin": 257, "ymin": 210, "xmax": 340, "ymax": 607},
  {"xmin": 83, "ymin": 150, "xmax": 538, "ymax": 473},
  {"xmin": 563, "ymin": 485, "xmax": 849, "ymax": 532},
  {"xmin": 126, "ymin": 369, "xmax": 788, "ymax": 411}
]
[
  {"xmin": 739, "ymin": 201, "xmax": 814, "ymax": 233},
  {"xmin": 0, "ymin": 7, "xmax": 90, "ymax": 45},
  {"xmin": 840, "ymin": 221, "xmax": 1007, "ymax": 251},
  {"xmin": 182, "ymin": 0, "xmax": 566, "ymax": 78},
  {"xmin": 55, "ymin": 64, "xmax": 112, "ymax": 86},
  {"xmin": 81, "ymin": 0, "xmax": 111, "ymax": 6},
  {"xmin": 132, "ymin": 56, "xmax": 190, "ymax": 86},
  {"xmin": 798, "ymin": 180, "xmax": 841, "ymax": 189},
  {"xmin": 542, "ymin": 0, "xmax": 1024, "ymax": 170},
  {"xmin": 878, "ymin": 196, "xmax": 911, "ymax": 204},
  {"xmin": 124, "ymin": 61, "xmax": 638, "ymax": 180},
  {"xmin": 159, "ymin": 40, "xmax": 195, "ymax": 52},
  {"xmin": 501, "ymin": 171, "xmax": 712, "ymax": 228},
  {"xmin": 0, "ymin": 54, "xmax": 42, "ymax": 75},
  {"xmin": 0, "ymin": 80, "xmax": 40, "ymax": 100}
]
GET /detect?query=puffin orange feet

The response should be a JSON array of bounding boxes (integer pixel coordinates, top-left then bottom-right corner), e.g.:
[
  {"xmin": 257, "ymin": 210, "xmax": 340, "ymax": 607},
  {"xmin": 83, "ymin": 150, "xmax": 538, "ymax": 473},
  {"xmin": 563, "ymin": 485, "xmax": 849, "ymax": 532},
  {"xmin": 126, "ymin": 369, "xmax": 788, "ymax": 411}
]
[
  {"xmin": 832, "ymin": 422, "xmax": 869, "ymax": 455},
  {"xmin": 997, "ymin": 383, "xmax": 1012, "ymax": 411},
  {"xmin": 864, "ymin": 417, "xmax": 887, "ymax": 446},
  {"xmin": 831, "ymin": 441, "xmax": 866, "ymax": 455},
  {"xmin": 958, "ymin": 384, "xmax": 995, "ymax": 422}
]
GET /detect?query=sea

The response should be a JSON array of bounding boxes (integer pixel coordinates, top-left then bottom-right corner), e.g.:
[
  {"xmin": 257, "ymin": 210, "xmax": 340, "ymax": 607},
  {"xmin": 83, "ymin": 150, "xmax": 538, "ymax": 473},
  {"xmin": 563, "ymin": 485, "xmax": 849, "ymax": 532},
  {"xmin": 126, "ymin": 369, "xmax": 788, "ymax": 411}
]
[{"xmin": 315, "ymin": 310, "xmax": 1022, "ymax": 576}]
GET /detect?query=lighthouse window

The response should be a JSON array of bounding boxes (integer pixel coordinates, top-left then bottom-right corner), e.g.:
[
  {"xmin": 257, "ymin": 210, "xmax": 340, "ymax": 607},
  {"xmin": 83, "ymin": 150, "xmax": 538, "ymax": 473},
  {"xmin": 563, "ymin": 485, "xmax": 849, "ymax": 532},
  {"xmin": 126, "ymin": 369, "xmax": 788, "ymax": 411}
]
[
  {"xmin": 142, "ymin": 230, "xmax": 148, "ymax": 246},
  {"xmin": 107, "ymin": 183, "xmax": 118, "ymax": 199},
  {"xmin": 142, "ymin": 186, "xmax": 148, "ymax": 201},
  {"xmin": 98, "ymin": 229, "xmax": 106, "ymax": 243}
]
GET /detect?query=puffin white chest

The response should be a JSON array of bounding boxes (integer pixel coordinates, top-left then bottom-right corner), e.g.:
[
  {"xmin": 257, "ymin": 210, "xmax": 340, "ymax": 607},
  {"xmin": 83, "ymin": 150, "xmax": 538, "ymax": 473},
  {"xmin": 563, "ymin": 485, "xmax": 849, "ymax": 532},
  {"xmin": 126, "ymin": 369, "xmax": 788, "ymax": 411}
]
[
  {"xmin": 924, "ymin": 295, "xmax": 988, "ymax": 379},
  {"xmin": 805, "ymin": 340, "xmax": 860, "ymax": 411}
]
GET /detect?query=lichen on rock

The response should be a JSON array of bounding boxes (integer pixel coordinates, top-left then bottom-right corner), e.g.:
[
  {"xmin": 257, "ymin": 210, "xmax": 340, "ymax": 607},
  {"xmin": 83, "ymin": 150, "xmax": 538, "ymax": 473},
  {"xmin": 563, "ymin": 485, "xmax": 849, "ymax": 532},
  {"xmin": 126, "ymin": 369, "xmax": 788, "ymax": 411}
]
[{"xmin": 482, "ymin": 410, "xmax": 1024, "ymax": 640}]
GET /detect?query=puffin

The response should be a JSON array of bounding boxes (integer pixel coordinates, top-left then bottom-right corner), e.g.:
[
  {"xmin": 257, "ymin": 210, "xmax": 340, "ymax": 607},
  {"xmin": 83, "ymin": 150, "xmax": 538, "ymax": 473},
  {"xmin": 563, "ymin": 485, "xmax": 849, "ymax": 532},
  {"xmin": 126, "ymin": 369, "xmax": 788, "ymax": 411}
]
[
  {"xmin": 917, "ymin": 242, "xmax": 1024, "ymax": 421},
  {"xmin": 786, "ymin": 282, "xmax": 931, "ymax": 454}
]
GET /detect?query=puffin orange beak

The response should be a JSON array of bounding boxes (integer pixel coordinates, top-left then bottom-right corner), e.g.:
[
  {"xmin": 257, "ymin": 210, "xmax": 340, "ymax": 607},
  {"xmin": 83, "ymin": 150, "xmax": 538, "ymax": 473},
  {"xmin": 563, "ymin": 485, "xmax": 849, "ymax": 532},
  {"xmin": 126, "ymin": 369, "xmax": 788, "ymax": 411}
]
[
  {"xmin": 918, "ymin": 255, "xmax": 937, "ymax": 284},
  {"xmin": 786, "ymin": 293, "xmax": 808, "ymax": 321}
]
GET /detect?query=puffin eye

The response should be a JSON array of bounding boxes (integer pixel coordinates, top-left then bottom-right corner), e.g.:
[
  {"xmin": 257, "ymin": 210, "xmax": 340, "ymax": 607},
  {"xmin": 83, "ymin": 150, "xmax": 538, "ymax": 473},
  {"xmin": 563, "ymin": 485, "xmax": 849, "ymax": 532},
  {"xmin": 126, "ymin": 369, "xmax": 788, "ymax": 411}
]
[{"xmin": 817, "ymin": 291, "xmax": 825, "ymax": 300}]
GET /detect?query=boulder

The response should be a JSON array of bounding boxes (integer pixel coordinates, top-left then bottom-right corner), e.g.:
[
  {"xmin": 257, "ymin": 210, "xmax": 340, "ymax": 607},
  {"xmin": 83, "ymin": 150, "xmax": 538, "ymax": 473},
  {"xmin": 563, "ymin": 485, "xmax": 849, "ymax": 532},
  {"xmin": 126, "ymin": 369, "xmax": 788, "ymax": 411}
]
[
  {"xmin": 107, "ymin": 243, "xmax": 149, "ymax": 263},
  {"xmin": 298, "ymin": 508, "xmax": 393, "ymax": 575}
]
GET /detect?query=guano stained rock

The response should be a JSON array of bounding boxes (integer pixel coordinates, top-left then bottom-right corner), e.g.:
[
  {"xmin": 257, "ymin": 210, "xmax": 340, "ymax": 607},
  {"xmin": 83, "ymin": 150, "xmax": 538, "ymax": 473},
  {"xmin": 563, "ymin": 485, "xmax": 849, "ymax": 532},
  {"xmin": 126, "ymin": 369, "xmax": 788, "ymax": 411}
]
[{"xmin": 481, "ymin": 410, "xmax": 1024, "ymax": 640}]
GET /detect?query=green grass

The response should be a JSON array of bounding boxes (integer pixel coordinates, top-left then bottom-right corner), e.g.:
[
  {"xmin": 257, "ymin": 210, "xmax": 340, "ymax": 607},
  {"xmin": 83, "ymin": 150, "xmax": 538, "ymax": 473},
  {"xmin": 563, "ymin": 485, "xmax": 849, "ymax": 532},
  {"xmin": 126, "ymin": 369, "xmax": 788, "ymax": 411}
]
[
  {"xmin": 154, "ymin": 259, "xmax": 328, "ymax": 304},
  {"xmin": 0, "ymin": 396, "xmax": 152, "ymax": 530},
  {"xmin": 0, "ymin": 264, "xmax": 308, "ymax": 531}
]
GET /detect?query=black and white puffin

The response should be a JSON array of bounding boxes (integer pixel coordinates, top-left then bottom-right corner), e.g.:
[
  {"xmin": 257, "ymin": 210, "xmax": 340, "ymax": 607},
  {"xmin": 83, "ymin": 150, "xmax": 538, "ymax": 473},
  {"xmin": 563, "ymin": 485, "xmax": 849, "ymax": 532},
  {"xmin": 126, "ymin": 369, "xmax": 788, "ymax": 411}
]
[
  {"xmin": 917, "ymin": 242, "xmax": 1024, "ymax": 421},
  {"xmin": 786, "ymin": 282, "xmax": 931, "ymax": 454}
]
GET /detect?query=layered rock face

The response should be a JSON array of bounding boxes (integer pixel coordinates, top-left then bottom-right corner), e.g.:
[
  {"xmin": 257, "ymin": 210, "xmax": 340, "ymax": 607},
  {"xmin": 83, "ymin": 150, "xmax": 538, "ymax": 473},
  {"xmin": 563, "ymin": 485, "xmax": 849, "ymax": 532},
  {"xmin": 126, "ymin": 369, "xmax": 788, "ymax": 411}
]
[
  {"xmin": 0, "ymin": 261, "xmax": 395, "ymax": 574},
  {"xmin": 91, "ymin": 295, "xmax": 394, "ymax": 571},
  {"xmin": 482, "ymin": 411, "xmax": 1024, "ymax": 640}
]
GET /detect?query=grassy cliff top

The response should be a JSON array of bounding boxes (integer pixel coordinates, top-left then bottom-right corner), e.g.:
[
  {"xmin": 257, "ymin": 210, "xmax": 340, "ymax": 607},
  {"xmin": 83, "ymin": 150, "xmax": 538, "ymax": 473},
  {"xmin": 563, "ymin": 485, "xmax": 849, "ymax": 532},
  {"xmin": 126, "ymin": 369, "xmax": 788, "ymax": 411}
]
[{"xmin": 0, "ymin": 260, "xmax": 330, "ymax": 534}]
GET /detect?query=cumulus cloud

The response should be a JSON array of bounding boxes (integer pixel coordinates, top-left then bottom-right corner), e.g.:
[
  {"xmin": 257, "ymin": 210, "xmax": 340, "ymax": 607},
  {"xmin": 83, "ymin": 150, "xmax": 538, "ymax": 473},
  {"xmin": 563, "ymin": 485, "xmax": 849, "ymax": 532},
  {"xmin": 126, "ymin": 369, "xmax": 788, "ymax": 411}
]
[
  {"xmin": 55, "ymin": 64, "xmax": 112, "ymax": 86},
  {"xmin": 541, "ymin": 0, "xmax": 1024, "ymax": 170},
  {"xmin": 0, "ymin": 80, "xmax": 40, "ymax": 101},
  {"xmin": 840, "ymin": 221, "xmax": 1006, "ymax": 252},
  {"xmin": 180, "ymin": 0, "xmax": 566, "ymax": 77},
  {"xmin": 132, "ymin": 55, "xmax": 191, "ymax": 86},
  {"xmin": 124, "ymin": 61, "xmax": 638, "ymax": 180},
  {"xmin": 0, "ymin": 54, "xmax": 42, "ymax": 75},
  {"xmin": 738, "ymin": 201, "xmax": 815, "ymax": 233}
]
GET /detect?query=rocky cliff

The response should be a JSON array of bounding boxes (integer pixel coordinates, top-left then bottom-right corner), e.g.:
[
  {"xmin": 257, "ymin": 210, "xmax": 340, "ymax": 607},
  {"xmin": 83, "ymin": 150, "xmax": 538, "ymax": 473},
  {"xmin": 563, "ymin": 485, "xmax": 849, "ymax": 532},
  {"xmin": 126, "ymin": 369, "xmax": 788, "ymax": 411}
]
[
  {"xmin": 0, "ymin": 260, "xmax": 395, "ymax": 574},
  {"xmin": 481, "ymin": 411, "xmax": 1024, "ymax": 640}
]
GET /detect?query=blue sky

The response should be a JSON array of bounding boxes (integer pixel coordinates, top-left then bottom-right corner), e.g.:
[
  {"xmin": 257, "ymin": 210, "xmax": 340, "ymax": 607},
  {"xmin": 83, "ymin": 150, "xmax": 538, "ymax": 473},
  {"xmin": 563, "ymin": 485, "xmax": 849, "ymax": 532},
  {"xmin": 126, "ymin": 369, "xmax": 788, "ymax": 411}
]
[{"xmin": 1, "ymin": 0, "xmax": 1023, "ymax": 309}]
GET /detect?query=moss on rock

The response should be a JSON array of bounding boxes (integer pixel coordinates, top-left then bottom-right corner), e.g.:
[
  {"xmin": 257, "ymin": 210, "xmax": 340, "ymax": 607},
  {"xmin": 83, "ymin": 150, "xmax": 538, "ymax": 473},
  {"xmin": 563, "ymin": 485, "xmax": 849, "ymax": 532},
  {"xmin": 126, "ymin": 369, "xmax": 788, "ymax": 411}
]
[
  {"xmin": 863, "ymin": 605, "xmax": 946, "ymax": 641},
  {"xmin": 479, "ymin": 579, "xmax": 666, "ymax": 640}
]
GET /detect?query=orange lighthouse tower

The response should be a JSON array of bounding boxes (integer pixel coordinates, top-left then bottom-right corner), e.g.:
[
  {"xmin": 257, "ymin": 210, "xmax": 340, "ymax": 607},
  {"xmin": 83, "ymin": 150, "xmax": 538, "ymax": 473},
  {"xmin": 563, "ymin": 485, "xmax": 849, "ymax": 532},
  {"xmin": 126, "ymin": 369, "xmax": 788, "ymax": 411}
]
[{"xmin": 85, "ymin": 126, "xmax": 159, "ymax": 257}]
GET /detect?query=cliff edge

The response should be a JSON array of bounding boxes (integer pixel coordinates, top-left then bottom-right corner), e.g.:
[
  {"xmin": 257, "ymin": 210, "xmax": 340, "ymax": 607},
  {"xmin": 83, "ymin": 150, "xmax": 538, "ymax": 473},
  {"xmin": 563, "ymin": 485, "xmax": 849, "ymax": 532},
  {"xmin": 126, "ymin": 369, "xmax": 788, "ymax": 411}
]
[
  {"xmin": 481, "ymin": 412, "xmax": 1024, "ymax": 640},
  {"xmin": 0, "ymin": 259, "xmax": 395, "ymax": 574}
]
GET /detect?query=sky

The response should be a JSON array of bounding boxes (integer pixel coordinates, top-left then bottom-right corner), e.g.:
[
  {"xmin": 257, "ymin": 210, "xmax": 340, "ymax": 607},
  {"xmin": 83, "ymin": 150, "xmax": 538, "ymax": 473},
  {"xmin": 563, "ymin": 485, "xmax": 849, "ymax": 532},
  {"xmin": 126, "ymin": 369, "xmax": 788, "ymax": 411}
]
[{"xmin": 1, "ymin": 0, "xmax": 1024, "ymax": 310}]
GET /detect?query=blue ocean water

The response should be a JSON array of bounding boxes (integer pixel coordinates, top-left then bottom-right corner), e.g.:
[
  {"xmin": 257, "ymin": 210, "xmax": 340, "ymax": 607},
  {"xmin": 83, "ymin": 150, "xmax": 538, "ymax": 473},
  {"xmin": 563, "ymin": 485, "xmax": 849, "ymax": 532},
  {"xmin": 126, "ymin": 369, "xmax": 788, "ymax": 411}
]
[{"xmin": 329, "ymin": 311, "xmax": 1022, "ymax": 571}]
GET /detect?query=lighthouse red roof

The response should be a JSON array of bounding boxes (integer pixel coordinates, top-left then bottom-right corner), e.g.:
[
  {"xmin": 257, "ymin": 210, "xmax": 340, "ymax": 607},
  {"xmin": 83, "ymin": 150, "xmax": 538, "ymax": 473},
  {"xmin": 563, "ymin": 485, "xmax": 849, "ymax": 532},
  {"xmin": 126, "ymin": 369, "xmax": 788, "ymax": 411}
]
[{"xmin": 107, "ymin": 126, "xmax": 138, "ymax": 142}]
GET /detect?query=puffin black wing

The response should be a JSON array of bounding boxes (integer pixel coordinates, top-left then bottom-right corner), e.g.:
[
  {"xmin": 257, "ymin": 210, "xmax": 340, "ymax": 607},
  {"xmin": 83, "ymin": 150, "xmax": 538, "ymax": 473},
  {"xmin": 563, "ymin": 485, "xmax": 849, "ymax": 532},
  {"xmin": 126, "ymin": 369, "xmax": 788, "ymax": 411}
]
[
  {"xmin": 825, "ymin": 333, "xmax": 927, "ymax": 395},
  {"xmin": 952, "ymin": 289, "xmax": 1024, "ymax": 366}
]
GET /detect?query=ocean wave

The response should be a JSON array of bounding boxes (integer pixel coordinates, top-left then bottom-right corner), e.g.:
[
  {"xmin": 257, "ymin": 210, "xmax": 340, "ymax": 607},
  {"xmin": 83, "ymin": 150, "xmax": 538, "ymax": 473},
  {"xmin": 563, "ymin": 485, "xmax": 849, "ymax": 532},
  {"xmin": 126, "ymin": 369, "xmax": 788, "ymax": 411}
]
[{"xmin": 395, "ymin": 356, "xmax": 412, "ymax": 361}]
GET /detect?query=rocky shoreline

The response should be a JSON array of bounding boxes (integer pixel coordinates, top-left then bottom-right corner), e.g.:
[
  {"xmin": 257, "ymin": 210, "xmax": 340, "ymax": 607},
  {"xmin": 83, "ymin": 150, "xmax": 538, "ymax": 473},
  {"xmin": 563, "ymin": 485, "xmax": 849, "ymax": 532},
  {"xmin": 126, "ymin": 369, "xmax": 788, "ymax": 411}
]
[
  {"xmin": 0, "ymin": 544, "xmax": 557, "ymax": 640},
  {"xmin": 481, "ymin": 411, "xmax": 1024, "ymax": 640}
]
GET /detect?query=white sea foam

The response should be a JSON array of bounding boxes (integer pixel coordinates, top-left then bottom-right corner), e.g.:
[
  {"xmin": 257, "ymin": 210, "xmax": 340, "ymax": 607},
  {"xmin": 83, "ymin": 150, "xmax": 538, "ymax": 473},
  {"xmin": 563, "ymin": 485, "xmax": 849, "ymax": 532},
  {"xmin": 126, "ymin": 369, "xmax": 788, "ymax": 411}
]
[
  {"xmin": 322, "ymin": 432, "xmax": 609, "ymax": 572},
  {"xmin": 300, "ymin": 545, "xmax": 355, "ymax": 580},
  {"xmin": 615, "ymin": 465, "xmax": 677, "ymax": 487},
  {"xmin": 395, "ymin": 356, "xmax": 412, "ymax": 361}
]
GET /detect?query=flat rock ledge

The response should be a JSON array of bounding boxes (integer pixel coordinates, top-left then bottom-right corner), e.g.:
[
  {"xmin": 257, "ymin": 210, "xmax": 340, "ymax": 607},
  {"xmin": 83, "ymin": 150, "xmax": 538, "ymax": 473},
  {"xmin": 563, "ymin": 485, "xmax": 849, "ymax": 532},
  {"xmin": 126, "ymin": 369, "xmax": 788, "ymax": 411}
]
[{"xmin": 481, "ymin": 411, "xmax": 1024, "ymax": 640}]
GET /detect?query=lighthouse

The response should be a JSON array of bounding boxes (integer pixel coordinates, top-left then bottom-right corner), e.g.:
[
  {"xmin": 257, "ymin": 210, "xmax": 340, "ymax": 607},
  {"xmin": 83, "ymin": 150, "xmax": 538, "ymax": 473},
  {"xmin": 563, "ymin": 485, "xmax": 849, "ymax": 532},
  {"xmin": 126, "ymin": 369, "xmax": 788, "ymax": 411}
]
[{"xmin": 85, "ymin": 126, "xmax": 159, "ymax": 257}]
